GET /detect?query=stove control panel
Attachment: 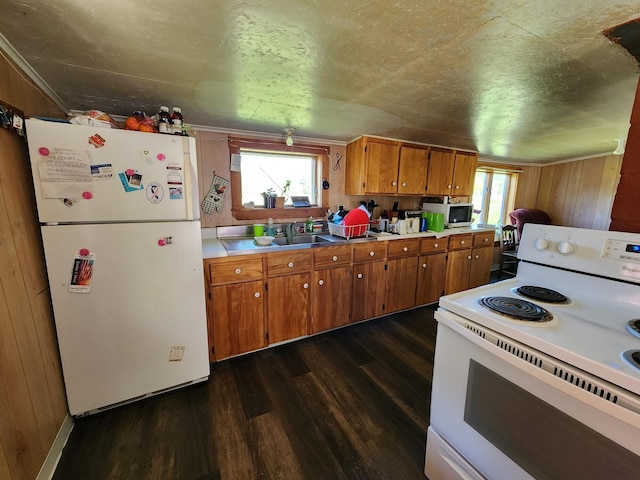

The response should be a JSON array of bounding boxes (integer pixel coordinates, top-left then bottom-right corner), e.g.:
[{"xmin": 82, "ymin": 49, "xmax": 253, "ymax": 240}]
[{"xmin": 602, "ymin": 239, "xmax": 640, "ymax": 263}]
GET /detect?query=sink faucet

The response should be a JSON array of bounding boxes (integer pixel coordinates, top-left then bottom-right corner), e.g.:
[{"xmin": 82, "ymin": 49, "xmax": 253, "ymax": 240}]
[{"xmin": 285, "ymin": 222, "xmax": 296, "ymax": 244}]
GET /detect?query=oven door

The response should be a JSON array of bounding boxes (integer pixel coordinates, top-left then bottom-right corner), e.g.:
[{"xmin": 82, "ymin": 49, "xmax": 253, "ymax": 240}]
[{"xmin": 426, "ymin": 308, "xmax": 640, "ymax": 480}]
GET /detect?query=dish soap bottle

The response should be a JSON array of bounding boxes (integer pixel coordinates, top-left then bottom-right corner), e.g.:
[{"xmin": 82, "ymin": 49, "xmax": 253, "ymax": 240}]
[{"xmin": 306, "ymin": 216, "xmax": 314, "ymax": 233}]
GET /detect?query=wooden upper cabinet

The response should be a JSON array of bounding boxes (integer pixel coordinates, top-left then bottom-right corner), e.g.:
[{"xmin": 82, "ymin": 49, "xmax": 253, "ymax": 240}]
[
  {"xmin": 426, "ymin": 149, "xmax": 478, "ymax": 196},
  {"xmin": 425, "ymin": 148, "xmax": 455, "ymax": 196},
  {"xmin": 451, "ymin": 152, "xmax": 478, "ymax": 196},
  {"xmin": 398, "ymin": 145, "xmax": 429, "ymax": 195},
  {"xmin": 365, "ymin": 140, "xmax": 401, "ymax": 194}
]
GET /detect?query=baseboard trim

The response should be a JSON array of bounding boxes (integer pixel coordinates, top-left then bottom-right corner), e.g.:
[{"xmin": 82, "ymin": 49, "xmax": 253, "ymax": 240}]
[{"xmin": 36, "ymin": 414, "xmax": 74, "ymax": 480}]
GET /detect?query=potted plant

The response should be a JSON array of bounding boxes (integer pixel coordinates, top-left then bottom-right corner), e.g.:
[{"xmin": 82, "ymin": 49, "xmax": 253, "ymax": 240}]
[
  {"xmin": 275, "ymin": 180, "xmax": 291, "ymax": 208},
  {"xmin": 262, "ymin": 188, "xmax": 276, "ymax": 208}
]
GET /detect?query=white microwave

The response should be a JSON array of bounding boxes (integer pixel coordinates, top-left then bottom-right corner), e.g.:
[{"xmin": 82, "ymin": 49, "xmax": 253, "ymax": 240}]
[{"xmin": 426, "ymin": 202, "xmax": 473, "ymax": 228}]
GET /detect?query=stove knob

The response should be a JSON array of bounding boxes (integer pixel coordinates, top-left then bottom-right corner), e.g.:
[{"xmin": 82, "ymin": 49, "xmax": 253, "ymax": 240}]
[
  {"xmin": 534, "ymin": 238, "xmax": 551, "ymax": 251},
  {"xmin": 557, "ymin": 240, "xmax": 577, "ymax": 255}
]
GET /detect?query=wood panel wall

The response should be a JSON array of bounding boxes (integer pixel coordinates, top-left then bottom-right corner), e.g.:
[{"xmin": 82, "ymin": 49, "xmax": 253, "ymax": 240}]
[
  {"xmin": 535, "ymin": 155, "xmax": 622, "ymax": 231},
  {"xmin": 0, "ymin": 52, "xmax": 68, "ymax": 480}
]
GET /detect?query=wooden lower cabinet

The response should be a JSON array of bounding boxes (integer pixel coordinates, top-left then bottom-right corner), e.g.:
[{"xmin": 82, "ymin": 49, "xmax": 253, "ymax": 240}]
[
  {"xmin": 352, "ymin": 261, "xmax": 386, "ymax": 322},
  {"xmin": 211, "ymin": 280, "xmax": 266, "ymax": 359},
  {"xmin": 267, "ymin": 273, "xmax": 310, "ymax": 343},
  {"xmin": 386, "ymin": 256, "xmax": 419, "ymax": 312},
  {"xmin": 444, "ymin": 232, "xmax": 493, "ymax": 295},
  {"xmin": 416, "ymin": 253, "xmax": 447, "ymax": 304},
  {"xmin": 311, "ymin": 266, "xmax": 352, "ymax": 333}
]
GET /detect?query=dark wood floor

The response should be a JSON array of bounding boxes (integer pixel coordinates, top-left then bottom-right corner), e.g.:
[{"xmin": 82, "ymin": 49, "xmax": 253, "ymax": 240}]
[{"xmin": 53, "ymin": 305, "xmax": 438, "ymax": 480}]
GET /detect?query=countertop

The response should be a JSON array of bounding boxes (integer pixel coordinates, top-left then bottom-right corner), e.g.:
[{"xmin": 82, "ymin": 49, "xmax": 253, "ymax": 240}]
[{"xmin": 201, "ymin": 224, "xmax": 495, "ymax": 259}]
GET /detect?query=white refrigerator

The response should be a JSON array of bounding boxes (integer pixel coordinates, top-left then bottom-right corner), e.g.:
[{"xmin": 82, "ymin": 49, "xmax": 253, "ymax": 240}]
[{"xmin": 26, "ymin": 119, "xmax": 209, "ymax": 417}]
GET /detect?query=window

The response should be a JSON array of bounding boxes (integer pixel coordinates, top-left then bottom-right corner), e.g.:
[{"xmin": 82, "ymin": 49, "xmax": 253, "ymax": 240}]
[
  {"xmin": 472, "ymin": 166, "xmax": 519, "ymax": 226},
  {"xmin": 228, "ymin": 137, "xmax": 330, "ymax": 220},
  {"xmin": 240, "ymin": 151, "xmax": 317, "ymax": 207}
]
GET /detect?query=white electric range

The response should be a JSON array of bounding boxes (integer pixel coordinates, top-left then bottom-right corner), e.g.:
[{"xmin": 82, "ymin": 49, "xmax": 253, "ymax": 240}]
[{"xmin": 426, "ymin": 224, "xmax": 640, "ymax": 480}]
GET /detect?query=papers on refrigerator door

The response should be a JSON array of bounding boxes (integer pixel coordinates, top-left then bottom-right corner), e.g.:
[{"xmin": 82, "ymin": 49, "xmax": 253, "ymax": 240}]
[
  {"xmin": 37, "ymin": 147, "xmax": 93, "ymax": 199},
  {"xmin": 69, "ymin": 252, "xmax": 95, "ymax": 293}
]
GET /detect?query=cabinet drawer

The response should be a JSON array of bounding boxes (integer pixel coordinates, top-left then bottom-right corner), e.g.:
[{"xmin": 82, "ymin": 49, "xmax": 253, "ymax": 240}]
[
  {"xmin": 448, "ymin": 234, "xmax": 473, "ymax": 250},
  {"xmin": 420, "ymin": 237, "xmax": 448, "ymax": 253},
  {"xmin": 313, "ymin": 245, "xmax": 352, "ymax": 268},
  {"xmin": 473, "ymin": 231, "xmax": 494, "ymax": 247},
  {"xmin": 209, "ymin": 255, "xmax": 263, "ymax": 286},
  {"xmin": 353, "ymin": 241, "xmax": 387, "ymax": 263},
  {"xmin": 266, "ymin": 251, "xmax": 311, "ymax": 276},
  {"xmin": 387, "ymin": 238, "xmax": 420, "ymax": 258}
]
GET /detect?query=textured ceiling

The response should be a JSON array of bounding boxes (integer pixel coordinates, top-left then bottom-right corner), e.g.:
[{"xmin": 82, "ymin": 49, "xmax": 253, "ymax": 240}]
[{"xmin": 1, "ymin": 0, "xmax": 639, "ymax": 163}]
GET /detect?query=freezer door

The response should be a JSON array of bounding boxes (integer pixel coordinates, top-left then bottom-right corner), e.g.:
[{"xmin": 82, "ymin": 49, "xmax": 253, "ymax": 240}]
[
  {"xmin": 41, "ymin": 221, "xmax": 209, "ymax": 416},
  {"xmin": 26, "ymin": 119, "xmax": 199, "ymax": 223}
]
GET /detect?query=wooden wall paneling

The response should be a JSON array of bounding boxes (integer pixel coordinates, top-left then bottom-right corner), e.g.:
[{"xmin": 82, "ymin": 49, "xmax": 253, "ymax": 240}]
[
  {"xmin": 196, "ymin": 131, "xmax": 233, "ymax": 228},
  {"xmin": 546, "ymin": 162, "xmax": 571, "ymax": 225},
  {"xmin": 0, "ymin": 281, "xmax": 44, "ymax": 479},
  {"xmin": 535, "ymin": 164, "xmax": 556, "ymax": 214},
  {"xmin": 513, "ymin": 165, "xmax": 541, "ymax": 209},
  {"xmin": 572, "ymin": 157, "xmax": 606, "ymax": 228},
  {"xmin": 560, "ymin": 161, "xmax": 583, "ymax": 226},
  {"xmin": 0, "ymin": 445, "xmax": 10, "ymax": 480},
  {"xmin": 593, "ymin": 155, "xmax": 622, "ymax": 230}
]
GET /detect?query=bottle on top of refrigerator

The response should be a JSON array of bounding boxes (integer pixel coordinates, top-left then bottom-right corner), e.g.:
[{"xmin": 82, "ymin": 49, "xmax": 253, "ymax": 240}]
[
  {"xmin": 170, "ymin": 107, "xmax": 184, "ymax": 135},
  {"xmin": 158, "ymin": 106, "xmax": 171, "ymax": 134}
]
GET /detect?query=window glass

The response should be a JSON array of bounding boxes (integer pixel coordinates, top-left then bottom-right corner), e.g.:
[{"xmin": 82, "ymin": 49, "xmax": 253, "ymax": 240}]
[
  {"xmin": 473, "ymin": 170, "xmax": 516, "ymax": 226},
  {"xmin": 240, "ymin": 151, "xmax": 317, "ymax": 206}
]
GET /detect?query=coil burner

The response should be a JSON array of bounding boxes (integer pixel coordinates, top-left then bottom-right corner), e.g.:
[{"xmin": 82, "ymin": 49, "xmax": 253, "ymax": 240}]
[
  {"xmin": 515, "ymin": 285, "xmax": 569, "ymax": 304},
  {"xmin": 479, "ymin": 296, "xmax": 554, "ymax": 324}
]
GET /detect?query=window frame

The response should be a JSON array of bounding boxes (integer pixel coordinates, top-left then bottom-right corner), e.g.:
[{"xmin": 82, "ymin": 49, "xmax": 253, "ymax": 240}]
[
  {"xmin": 474, "ymin": 162, "xmax": 521, "ymax": 226},
  {"xmin": 228, "ymin": 137, "xmax": 329, "ymax": 220}
]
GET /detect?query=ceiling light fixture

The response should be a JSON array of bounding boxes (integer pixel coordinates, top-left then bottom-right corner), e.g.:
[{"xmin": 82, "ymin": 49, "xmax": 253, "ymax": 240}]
[
  {"xmin": 284, "ymin": 128, "xmax": 295, "ymax": 147},
  {"xmin": 613, "ymin": 137, "xmax": 626, "ymax": 155}
]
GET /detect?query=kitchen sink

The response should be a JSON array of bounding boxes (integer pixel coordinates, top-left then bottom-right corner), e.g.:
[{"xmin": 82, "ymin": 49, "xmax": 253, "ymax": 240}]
[{"xmin": 273, "ymin": 234, "xmax": 334, "ymax": 245}]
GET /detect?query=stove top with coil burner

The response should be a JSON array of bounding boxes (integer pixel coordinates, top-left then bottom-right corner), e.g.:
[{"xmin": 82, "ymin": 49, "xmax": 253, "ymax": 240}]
[
  {"xmin": 478, "ymin": 296, "xmax": 556, "ymax": 325},
  {"xmin": 515, "ymin": 285, "xmax": 569, "ymax": 304}
]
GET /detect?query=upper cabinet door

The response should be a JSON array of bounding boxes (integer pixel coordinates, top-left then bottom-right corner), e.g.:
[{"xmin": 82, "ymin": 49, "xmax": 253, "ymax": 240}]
[
  {"xmin": 451, "ymin": 152, "xmax": 478, "ymax": 196},
  {"xmin": 426, "ymin": 148, "xmax": 455, "ymax": 196},
  {"xmin": 398, "ymin": 146, "xmax": 429, "ymax": 195},
  {"xmin": 365, "ymin": 140, "xmax": 400, "ymax": 194}
]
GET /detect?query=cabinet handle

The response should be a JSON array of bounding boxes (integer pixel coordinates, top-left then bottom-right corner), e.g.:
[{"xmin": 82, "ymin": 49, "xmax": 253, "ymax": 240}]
[
  {"xmin": 483, "ymin": 237, "xmax": 489, "ymax": 242},
  {"xmin": 460, "ymin": 240, "xmax": 465, "ymax": 245},
  {"xmin": 422, "ymin": 263, "xmax": 427, "ymax": 268},
  {"xmin": 303, "ymin": 283, "xmax": 309, "ymax": 289},
  {"xmin": 401, "ymin": 182, "xmax": 406, "ymax": 187},
  {"xmin": 455, "ymin": 185, "xmax": 460, "ymax": 189},
  {"xmin": 403, "ymin": 246, "xmax": 408, "ymax": 252},
  {"xmin": 332, "ymin": 255, "xmax": 338, "ymax": 261},
  {"xmin": 254, "ymin": 292, "xmax": 261, "ymax": 298},
  {"xmin": 467, "ymin": 255, "xmax": 472, "ymax": 260},
  {"xmin": 447, "ymin": 184, "xmax": 452, "ymax": 189},
  {"xmin": 369, "ymin": 251, "xmax": 375, "ymax": 256},
  {"xmin": 235, "ymin": 268, "xmax": 242, "ymax": 274},
  {"xmin": 357, "ymin": 273, "xmax": 363, "ymax": 279},
  {"xmin": 475, "ymin": 255, "xmax": 480, "ymax": 259},
  {"xmin": 434, "ymin": 243, "xmax": 439, "ymax": 248},
  {"xmin": 318, "ymin": 279, "xmax": 324, "ymax": 286},
  {"xmin": 288, "ymin": 262, "xmax": 294, "ymax": 268},
  {"xmin": 392, "ymin": 181, "xmax": 397, "ymax": 186}
]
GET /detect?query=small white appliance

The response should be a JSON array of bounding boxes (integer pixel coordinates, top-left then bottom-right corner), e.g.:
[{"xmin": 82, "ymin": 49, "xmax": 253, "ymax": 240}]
[
  {"xmin": 423, "ymin": 198, "xmax": 473, "ymax": 227},
  {"xmin": 25, "ymin": 119, "xmax": 209, "ymax": 416},
  {"xmin": 426, "ymin": 224, "xmax": 640, "ymax": 479}
]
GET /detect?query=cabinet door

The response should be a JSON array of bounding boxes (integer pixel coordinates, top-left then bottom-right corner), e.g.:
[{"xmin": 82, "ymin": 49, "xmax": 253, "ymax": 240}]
[
  {"xmin": 468, "ymin": 247, "xmax": 492, "ymax": 289},
  {"xmin": 365, "ymin": 141, "xmax": 400, "ymax": 194},
  {"xmin": 426, "ymin": 149, "xmax": 455, "ymax": 195},
  {"xmin": 397, "ymin": 146, "xmax": 428, "ymax": 195},
  {"xmin": 386, "ymin": 256, "xmax": 419, "ymax": 313},
  {"xmin": 311, "ymin": 266, "xmax": 352, "ymax": 333},
  {"xmin": 416, "ymin": 253, "xmax": 447, "ymax": 305},
  {"xmin": 212, "ymin": 280, "xmax": 266, "ymax": 359},
  {"xmin": 267, "ymin": 273, "xmax": 310, "ymax": 343},
  {"xmin": 444, "ymin": 249, "xmax": 472, "ymax": 295},
  {"xmin": 451, "ymin": 152, "xmax": 478, "ymax": 196},
  {"xmin": 352, "ymin": 261, "xmax": 386, "ymax": 322}
]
